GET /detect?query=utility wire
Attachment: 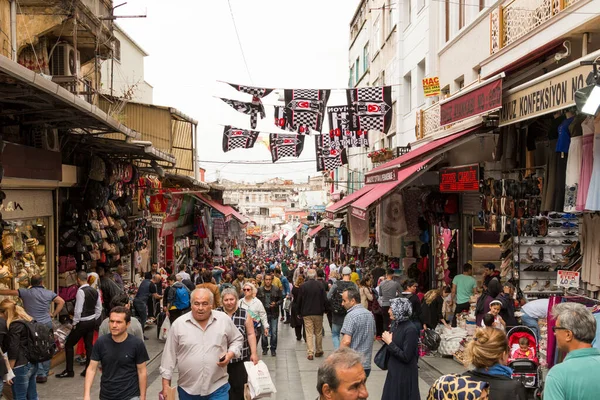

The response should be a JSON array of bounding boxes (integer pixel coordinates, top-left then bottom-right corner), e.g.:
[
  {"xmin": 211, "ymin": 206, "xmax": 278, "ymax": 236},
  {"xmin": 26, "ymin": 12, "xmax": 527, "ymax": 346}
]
[{"xmin": 227, "ymin": 0, "xmax": 253, "ymax": 85}]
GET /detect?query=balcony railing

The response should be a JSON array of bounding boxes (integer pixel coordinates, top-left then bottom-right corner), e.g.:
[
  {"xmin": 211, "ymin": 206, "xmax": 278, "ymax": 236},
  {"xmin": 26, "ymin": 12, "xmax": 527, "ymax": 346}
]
[
  {"xmin": 490, "ymin": 0, "xmax": 581, "ymax": 54},
  {"xmin": 415, "ymin": 102, "xmax": 441, "ymax": 139}
]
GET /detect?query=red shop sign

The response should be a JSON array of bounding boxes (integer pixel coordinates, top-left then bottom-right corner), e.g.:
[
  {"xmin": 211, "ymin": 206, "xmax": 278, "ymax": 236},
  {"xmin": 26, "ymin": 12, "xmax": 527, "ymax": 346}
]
[
  {"xmin": 150, "ymin": 194, "xmax": 169, "ymax": 214},
  {"xmin": 440, "ymin": 79, "xmax": 502, "ymax": 126},
  {"xmin": 439, "ymin": 164, "xmax": 480, "ymax": 192}
]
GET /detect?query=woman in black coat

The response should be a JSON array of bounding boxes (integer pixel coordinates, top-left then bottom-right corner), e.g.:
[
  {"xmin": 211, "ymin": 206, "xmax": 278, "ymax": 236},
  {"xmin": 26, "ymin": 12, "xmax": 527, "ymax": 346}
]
[
  {"xmin": 381, "ymin": 297, "xmax": 420, "ymax": 400},
  {"xmin": 290, "ymin": 276, "xmax": 305, "ymax": 341},
  {"xmin": 462, "ymin": 327, "xmax": 527, "ymax": 400},
  {"xmin": 421, "ymin": 289, "xmax": 445, "ymax": 330}
]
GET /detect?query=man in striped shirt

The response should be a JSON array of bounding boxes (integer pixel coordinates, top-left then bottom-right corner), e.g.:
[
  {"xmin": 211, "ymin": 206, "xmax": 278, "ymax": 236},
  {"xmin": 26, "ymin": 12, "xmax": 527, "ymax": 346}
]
[{"xmin": 340, "ymin": 286, "xmax": 376, "ymax": 377}]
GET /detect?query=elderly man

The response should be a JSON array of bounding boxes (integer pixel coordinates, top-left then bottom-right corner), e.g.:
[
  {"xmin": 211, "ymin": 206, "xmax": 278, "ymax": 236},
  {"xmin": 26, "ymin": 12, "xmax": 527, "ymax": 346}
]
[
  {"xmin": 316, "ymin": 348, "xmax": 369, "ymax": 400},
  {"xmin": 544, "ymin": 303, "xmax": 600, "ymax": 400},
  {"xmin": 160, "ymin": 288, "xmax": 244, "ymax": 400},
  {"xmin": 340, "ymin": 287, "xmax": 376, "ymax": 377}
]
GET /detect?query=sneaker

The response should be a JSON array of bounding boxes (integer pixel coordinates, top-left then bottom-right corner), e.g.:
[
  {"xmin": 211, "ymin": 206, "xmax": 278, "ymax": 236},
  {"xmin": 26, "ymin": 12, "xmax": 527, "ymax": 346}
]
[
  {"xmin": 548, "ymin": 230, "xmax": 563, "ymax": 237},
  {"xmin": 549, "ymin": 212, "xmax": 564, "ymax": 219},
  {"xmin": 562, "ymin": 222, "xmax": 578, "ymax": 229},
  {"xmin": 563, "ymin": 231, "xmax": 577, "ymax": 236},
  {"xmin": 548, "ymin": 239, "xmax": 561, "ymax": 245},
  {"xmin": 562, "ymin": 239, "xmax": 574, "ymax": 244},
  {"xmin": 56, "ymin": 370, "xmax": 74, "ymax": 378},
  {"xmin": 535, "ymin": 240, "xmax": 547, "ymax": 244}
]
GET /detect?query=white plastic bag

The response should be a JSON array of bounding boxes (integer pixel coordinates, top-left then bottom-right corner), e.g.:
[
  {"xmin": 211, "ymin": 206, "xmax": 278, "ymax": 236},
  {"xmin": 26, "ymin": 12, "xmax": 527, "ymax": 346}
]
[
  {"xmin": 244, "ymin": 360, "xmax": 276, "ymax": 399},
  {"xmin": 159, "ymin": 317, "xmax": 170, "ymax": 341},
  {"xmin": 283, "ymin": 298, "xmax": 291, "ymax": 312}
]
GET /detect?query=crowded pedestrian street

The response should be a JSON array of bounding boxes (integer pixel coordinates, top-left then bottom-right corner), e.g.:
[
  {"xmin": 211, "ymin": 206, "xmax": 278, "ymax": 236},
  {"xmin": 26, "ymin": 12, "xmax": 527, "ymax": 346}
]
[{"xmin": 35, "ymin": 318, "xmax": 455, "ymax": 400}]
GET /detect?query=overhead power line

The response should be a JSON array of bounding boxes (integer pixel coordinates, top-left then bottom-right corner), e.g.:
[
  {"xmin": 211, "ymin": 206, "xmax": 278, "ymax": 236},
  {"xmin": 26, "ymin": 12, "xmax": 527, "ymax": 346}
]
[{"xmin": 227, "ymin": 0, "xmax": 253, "ymax": 84}]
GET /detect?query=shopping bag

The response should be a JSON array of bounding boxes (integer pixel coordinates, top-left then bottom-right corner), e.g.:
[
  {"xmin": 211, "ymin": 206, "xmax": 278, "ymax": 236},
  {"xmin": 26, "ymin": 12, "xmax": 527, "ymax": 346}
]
[
  {"xmin": 283, "ymin": 298, "xmax": 291, "ymax": 312},
  {"xmin": 374, "ymin": 344, "xmax": 390, "ymax": 370},
  {"xmin": 244, "ymin": 360, "xmax": 276, "ymax": 399},
  {"xmin": 159, "ymin": 317, "xmax": 171, "ymax": 341},
  {"xmin": 3, "ymin": 353, "xmax": 14, "ymax": 382}
]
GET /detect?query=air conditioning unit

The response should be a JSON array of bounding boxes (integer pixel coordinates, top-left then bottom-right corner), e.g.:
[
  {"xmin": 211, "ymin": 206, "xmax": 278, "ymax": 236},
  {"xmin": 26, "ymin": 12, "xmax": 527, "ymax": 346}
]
[
  {"xmin": 33, "ymin": 128, "xmax": 60, "ymax": 152},
  {"xmin": 50, "ymin": 44, "xmax": 79, "ymax": 76}
]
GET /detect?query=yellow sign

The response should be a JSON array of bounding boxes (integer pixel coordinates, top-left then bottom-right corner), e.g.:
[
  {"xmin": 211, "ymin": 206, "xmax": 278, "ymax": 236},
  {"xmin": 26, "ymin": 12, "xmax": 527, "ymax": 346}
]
[{"xmin": 422, "ymin": 77, "xmax": 440, "ymax": 97}]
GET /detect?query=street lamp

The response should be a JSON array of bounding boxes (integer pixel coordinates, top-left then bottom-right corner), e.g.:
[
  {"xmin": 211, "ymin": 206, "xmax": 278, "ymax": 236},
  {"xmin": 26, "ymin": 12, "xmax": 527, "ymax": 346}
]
[{"xmin": 575, "ymin": 61, "xmax": 600, "ymax": 116}]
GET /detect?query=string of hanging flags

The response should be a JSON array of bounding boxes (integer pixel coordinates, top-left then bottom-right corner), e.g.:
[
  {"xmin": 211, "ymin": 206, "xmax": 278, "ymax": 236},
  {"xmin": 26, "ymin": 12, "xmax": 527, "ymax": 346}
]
[{"xmin": 217, "ymin": 82, "xmax": 394, "ymax": 170}]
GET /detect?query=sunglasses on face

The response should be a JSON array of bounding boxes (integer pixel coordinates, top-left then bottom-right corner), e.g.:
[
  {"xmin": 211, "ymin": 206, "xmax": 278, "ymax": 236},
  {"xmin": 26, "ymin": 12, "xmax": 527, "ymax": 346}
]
[{"xmin": 243, "ymin": 288, "xmax": 251, "ymax": 292}]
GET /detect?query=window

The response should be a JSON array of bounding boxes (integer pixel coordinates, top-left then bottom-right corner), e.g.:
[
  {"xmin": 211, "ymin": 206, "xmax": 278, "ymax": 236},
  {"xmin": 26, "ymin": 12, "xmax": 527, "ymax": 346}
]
[
  {"xmin": 387, "ymin": 133, "xmax": 396, "ymax": 148},
  {"xmin": 245, "ymin": 196, "xmax": 250, "ymax": 202},
  {"xmin": 260, "ymin": 208, "xmax": 268, "ymax": 216},
  {"xmin": 444, "ymin": 0, "xmax": 450, "ymax": 42},
  {"xmin": 455, "ymin": 75, "xmax": 465, "ymax": 92},
  {"xmin": 479, "ymin": 0, "xmax": 485, "ymax": 11},
  {"xmin": 349, "ymin": 65, "xmax": 354, "ymax": 87},
  {"xmin": 417, "ymin": 0, "xmax": 425, "ymax": 12},
  {"xmin": 363, "ymin": 43, "xmax": 369, "ymax": 72},
  {"xmin": 417, "ymin": 59, "xmax": 426, "ymax": 106},
  {"xmin": 386, "ymin": 0, "xmax": 393, "ymax": 34},
  {"xmin": 373, "ymin": 16, "xmax": 381, "ymax": 51},
  {"xmin": 355, "ymin": 58, "xmax": 360, "ymax": 83},
  {"xmin": 291, "ymin": 203, "xmax": 295, "ymax": 208},
  {"xmin": 405, "ymin": 0, "xmax": 412, "ymax": 27},
  {"xmin": 403, "ymin": 72, "xmax": 412, "ymax": 114},
  {"xmin": 114, "ymin": 40, "xmax": 121, "ymax": 62},
  {"xmin": 459, "ymin": 0, "xmax": 466, "ymax": 29}
]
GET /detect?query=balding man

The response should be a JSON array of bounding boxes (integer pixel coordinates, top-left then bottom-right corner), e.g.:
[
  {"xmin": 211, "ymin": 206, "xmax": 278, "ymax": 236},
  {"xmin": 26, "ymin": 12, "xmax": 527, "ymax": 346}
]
[
  {"xmin": 160, "ymin": 288, "xmax": 244, "ymax": 400},
  {"xmin": 317, "ymin": 348, "xmax": 369, "ymax": 400}
]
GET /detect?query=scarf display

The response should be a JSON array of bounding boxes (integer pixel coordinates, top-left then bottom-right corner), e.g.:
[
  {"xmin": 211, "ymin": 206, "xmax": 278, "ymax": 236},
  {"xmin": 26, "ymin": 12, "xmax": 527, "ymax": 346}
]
[
  {"xmin": 269, "ymin": 134, "xmax": 305, "ymax": 163},
  {"xmin": 282, "ymin": 89, "xmax": 330, "ymax": 134},
  {"xmin": 327, "ymin": 105, "xmax": 370, "ymax": 149},
  {"xmin": 377, "ymin": 192, "xmax": 407, "ymax": 257},
  {"xmin": 315, "ymin": 134, "xmax": 348, "ymax": 172},
  {"xmin": 220, "ymin": 98, "xmax": 266, "ymax": 129},
  {"xmin": 346, "ymin": 86, "xmax": 393, "ymax": 133},
  {"xmin": 222, "ymin": 125, "xmax": 260, "ymax": 152}
]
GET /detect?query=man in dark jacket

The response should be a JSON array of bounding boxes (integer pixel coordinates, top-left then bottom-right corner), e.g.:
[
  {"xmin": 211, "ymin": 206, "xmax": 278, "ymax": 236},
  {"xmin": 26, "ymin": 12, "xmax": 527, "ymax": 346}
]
[
  {"xmin": 257, "ymin": 274, "xmax": 282, "ymax": 356},
  {"xmin": 297, "ymin": 269, "xmax": 328, "ymax": 360}
]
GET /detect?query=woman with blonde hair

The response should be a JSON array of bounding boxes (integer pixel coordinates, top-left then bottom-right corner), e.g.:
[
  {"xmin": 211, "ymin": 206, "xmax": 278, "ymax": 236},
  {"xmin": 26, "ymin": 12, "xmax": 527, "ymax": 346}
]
[
  {"xmin": 0, "ymin": 298, "xmax": 38, "ymax": 399},
  {"xmin": 462, "ymin": 328, "xmax": 527, "ymax": 400},
  {"xmin": 421, "ymin": 288, "xmax": 446, "ymax": 330},
  {"xmin": 238, "ymin": 281, "xmax": 269, "ymax": 346}
]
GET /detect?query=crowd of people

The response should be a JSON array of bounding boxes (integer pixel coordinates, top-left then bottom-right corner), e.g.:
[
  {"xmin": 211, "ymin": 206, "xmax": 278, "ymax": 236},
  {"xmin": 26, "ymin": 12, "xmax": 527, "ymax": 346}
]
[{"xmin": 0, "ymin": 250, "xmax": 598, "ymax": 400}]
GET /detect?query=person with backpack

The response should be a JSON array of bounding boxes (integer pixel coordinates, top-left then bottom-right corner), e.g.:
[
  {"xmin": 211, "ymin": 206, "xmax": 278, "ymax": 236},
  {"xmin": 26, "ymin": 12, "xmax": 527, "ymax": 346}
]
[
  {"xmin": 379, "ymin": 269, "xmax": 402, "ymax": 332},
  {"xmin": 57, "ymin": 271, "xmax": 103, "ymax": 379},
  {"xmin": 0, "ymin": 274, "xmax": 64, "ymax": 383},
  {"xmin": 327, "ymin": 267, "xmax": 357, "ymax": 350},
  {"xmin": 166, "ymin": 275, "xmax": 191, "ymax": 325},
  {"xmin": 0, "ymin": 298, "xmax": 42, "ymax": 399}
]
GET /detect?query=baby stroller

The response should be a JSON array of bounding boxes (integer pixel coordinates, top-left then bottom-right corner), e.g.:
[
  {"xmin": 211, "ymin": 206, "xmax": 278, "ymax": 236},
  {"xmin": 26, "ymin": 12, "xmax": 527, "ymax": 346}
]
[{"xmin": 506, "ymin": 326, "xmax": 543, "ymax": 399}]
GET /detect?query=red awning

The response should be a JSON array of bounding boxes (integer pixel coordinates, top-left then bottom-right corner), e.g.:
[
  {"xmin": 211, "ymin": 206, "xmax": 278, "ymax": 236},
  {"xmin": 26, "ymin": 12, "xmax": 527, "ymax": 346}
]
[
  {"xmin": 193, "ymin": 194, "xmax": 246, "ymax": 223},
  {"xmin": 366, "ymin": 125, "xmax": 481, "ymax": 179},
  {"xmin": 308, "ymin": 225, "xmax": 324, "ymax": 237},
  {"xmin": 325, "ymin": 184, "xmax": 377, "ymax": 213},
  {"xmin": 351, "ymin": 158, "xmax": 433, "ymax": 219}
]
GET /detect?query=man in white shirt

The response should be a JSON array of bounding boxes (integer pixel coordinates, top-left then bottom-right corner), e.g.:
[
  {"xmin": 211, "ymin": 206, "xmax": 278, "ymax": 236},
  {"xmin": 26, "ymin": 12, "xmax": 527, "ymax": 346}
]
[
  {"xmin": 176, "ymin": 265, "xmax": 191, "ymax": 282},
  {"xmin": 521, "ymin": 298, "xmax": 550, "ymax": 339},
  {"xmin": 160, "ymin": 288, "xmax": 244, "ymax": 400},
  {"xmin": 57, "ymin": 271, "xmax": 102, "ymax": 378}
]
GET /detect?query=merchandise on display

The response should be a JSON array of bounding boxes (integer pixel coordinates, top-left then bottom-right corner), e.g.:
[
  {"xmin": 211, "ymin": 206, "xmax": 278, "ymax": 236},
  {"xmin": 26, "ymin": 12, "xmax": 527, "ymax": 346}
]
[{"xmin": 1, "ymin": 218, "xmax": 47, "ymax": 289}]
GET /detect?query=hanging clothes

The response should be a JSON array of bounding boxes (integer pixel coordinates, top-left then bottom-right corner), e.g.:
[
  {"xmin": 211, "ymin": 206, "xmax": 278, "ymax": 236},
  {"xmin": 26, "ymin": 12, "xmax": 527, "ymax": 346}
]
[
  {"xmin": 564, "ymin": 135, "xmax": 582, "ymax": 212},
  {"xmin": 581, "ymin": 214, "xmax": 600, "ymax": 290},
  {"xmin": 577, "ymin": 117, "xmax": 596, "ymax": 211},
  {"xmin": 585, "ymin": 131, "xmax": 600, "ymax": 211}
]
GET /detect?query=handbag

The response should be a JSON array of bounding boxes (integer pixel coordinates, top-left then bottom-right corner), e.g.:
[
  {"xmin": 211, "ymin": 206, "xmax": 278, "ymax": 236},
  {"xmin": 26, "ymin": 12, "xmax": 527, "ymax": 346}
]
[{"xmin": 374, "ymin": 344, "xmax": 390, "ymax": 370}]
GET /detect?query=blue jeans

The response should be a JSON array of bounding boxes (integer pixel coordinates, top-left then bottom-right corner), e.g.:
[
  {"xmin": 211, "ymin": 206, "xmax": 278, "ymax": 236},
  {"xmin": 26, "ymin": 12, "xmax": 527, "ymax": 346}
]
[
  {"xmin": 332, "ymin": 323, "xmax": 342, "ymax": 350},
  {"xmin": 37, "ymin": 321, "xmax": 53, "ymax": 377},
  {"xmin": 178, "ymin": 382, "xmax": 230, "ymax": 400},
  {"xmin": 12, "ymin": 362, "xmax": 38, "ymax": 400},
  {"xmin": 520, "ymin": 312, "xmax": 540, "ymax": 339},
  {"xmin": 262, "ymin": 318, "xmax": 278, "ymax": 352}
]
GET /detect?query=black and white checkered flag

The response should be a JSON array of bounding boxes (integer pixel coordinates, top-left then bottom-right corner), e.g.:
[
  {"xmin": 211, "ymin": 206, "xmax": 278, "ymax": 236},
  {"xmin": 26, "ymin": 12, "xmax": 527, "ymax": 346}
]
[
  {"xmin": 220, "ymin": 98, "xmax": 265, "ymax": 129},
  {"xmin": 227, "ymin": 83, "xmax": 274, "ymax": 99},
  {"xmin": 269, "ymin": 134, "xmax": 305, "ymax": 163},
  {"xmin": 327, "ymin": 105, "xmax": 370, "ymax": 149},
  {"xmin": 315, "ymin": 134, "xmax": 348, "ymax": 172},
  {"xmin": 346, "ymin": 86, "xmax": 393, "ymax": 133},
  {"xmin": 283, "ymin": 89, "xmax": 331, "ymax": 134},
  {"xmin": 222, "ymin": 126, "xmax": 260, "ymax": 152}
]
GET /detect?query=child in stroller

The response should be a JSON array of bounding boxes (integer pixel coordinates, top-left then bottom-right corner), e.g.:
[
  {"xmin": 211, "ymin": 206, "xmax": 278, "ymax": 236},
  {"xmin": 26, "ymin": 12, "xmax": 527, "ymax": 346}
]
[{"xmin": 507, "ymin": 326, "xmax": 543, "ymax": 398}]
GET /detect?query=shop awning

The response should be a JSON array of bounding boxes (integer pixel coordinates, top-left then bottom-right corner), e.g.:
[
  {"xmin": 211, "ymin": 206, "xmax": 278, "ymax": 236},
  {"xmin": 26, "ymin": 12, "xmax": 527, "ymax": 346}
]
[
  {"xmin": 325, "ymin": 185, "xmax": 377, "ymax": 213},
  {"xmin": 365, "ymin": 125, "xmax": 481, "ymax": 181},
  {"xmin": 307, "ymin": 225, "xmax": 324, "ymax": 237},
  {"xmin": 0, "ymin": 55, "xmax": 140, "ymax": 138},
  {"xmin": 351, "ymin": 158, "xmax": 437, "ymax": 219},
  {"xmin": 192, "ymin": 194, "xmax": 244, "ymax": 223}
]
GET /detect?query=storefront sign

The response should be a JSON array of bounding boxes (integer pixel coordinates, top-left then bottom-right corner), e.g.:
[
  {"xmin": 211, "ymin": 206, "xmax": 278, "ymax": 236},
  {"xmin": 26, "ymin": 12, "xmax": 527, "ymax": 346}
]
[
  {"xmin": 499, "ymin": 65, "xmax": 592, "ymax": 126},
  {"xmin": 422, "ymin": 77, "xmax": 441, "ymax": 97},
  {"xmin": 440, "ymin": 79, "xmax": 503, "ymax": 126},
  {"xmin": 151, "ymin": 213, "xmax": 165, "ymax": 228},
  {"xmin": 325, "ymin": 211, "xmax": 334, "ymax": 219},
  {"xmin": 439, "ymin": 164, "xmax": 480, "ymax": 192},
  {"xmin": 365, "ymin": 169, "xmax": 397, "ymax": 184},
  {"xmin": 350, "ymin": 207, "xmax": 367, "ymax": 220},
  {"xmin": 395, "ymin": 145, "xmax": 411, "ymax": 157},
  {"xmin": 557, "ymin": 270, "xmax": 580, "ymax": 288},
  {"xmin": 2, "ymin": 190, "xmax": 53, "ymax": 219}
]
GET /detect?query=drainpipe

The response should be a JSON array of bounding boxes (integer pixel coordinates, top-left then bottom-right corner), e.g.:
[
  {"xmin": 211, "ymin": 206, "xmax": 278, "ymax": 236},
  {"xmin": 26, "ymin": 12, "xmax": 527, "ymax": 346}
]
[{"xmin": 10, "ymin": 0, "xmax": 17, "ymax": 61}]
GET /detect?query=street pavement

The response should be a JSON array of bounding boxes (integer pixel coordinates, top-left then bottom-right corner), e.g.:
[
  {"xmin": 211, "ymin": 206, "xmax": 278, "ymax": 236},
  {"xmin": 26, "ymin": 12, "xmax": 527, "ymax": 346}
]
[{"xmin": 37, "ymin": 319, "xmax": 464, "ymax": 399}]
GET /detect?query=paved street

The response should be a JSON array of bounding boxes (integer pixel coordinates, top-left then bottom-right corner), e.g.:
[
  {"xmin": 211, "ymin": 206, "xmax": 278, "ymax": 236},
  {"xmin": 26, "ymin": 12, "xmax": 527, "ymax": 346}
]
[{"xmin": 37, "ymin": 320, "xmax": 461, "ymax": 399}]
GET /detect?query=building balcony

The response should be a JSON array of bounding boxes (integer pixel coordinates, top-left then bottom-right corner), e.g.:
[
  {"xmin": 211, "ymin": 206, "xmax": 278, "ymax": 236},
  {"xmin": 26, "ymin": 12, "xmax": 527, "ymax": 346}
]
[
  {"xmin": 416, "ymin": 102, "xmax": 441, "ymax": 139},
  {"xmin": 490, "ymin": 0, "xmax": 582, "ymax": 54}
]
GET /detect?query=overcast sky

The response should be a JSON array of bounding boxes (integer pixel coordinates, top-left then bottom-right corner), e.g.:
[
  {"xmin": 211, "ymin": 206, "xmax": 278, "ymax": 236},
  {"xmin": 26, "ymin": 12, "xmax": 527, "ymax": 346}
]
[{"xmin": 116, "ymin": 0, "xmax": 361, "ymax": 183}]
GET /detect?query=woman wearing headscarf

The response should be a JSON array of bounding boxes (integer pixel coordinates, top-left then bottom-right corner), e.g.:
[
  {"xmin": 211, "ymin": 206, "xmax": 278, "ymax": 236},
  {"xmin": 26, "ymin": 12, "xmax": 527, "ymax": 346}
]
[
  {"xmin": 475, "ymin": 278, "xmax": 502, "ymax": 326},
  {"xmin": 381, "ymin": 297, "xmax": 420, "ymax": 400}
]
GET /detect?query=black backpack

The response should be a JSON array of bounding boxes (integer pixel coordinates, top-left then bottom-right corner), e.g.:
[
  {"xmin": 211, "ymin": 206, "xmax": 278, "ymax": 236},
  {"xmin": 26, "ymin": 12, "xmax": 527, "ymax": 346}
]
[
  {"xmin": 330, "ymin": 281, "xmax": 355, "ymax": 315},
  {"xmin": 15, "ymin": 320, "xmax": 56, "ymax": 363}
]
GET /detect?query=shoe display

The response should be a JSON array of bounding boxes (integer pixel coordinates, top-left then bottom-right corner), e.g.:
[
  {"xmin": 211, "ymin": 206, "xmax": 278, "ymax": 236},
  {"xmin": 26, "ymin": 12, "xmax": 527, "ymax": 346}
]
[
  {"xmin": 563, "ymin": 231, "xmax": 577, "ymax": 236},
  {"xmin": 538, "ymin": 247, "xmax": 544, "ymax": 261},
  {"xmin": 526, "ymin": 247, "xmax": 534, "ymax": 261},
  {"xmin": 562, "ymin": 239, "xmax": 574, "ymax": 244},
  {"xmin": 548, "ymin": 230, "xmax": 563, "ymax": 237},
  {"xmin": 548, "ymin": 239, "xmax": 561, "ymax": 245},
  {"xmin": 531, "ymin": 280, "xmax": 539, "ymax": 290}
]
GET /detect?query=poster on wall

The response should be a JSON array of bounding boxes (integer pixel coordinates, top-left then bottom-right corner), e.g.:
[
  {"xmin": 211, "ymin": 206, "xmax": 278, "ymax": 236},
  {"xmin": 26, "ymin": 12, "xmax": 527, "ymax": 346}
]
[{"xmin": 422, "ymin": 77, "xmax": 441, "ymax": 97}]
